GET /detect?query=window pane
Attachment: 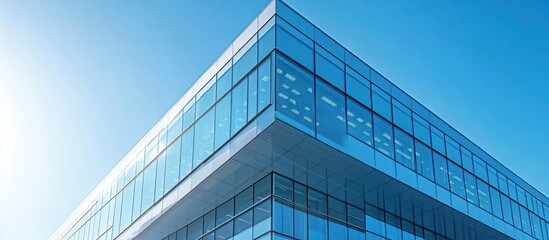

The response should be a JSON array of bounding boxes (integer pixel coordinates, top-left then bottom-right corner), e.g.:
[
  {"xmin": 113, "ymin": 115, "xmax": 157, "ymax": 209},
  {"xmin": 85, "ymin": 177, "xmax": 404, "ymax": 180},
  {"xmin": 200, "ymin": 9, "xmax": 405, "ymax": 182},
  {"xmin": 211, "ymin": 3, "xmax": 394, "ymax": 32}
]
[
  {"xmin": 231, "ymin": 79, "xmax": 248, "ymax": 135},
  {"xmin": 477, "ymin": 180, "xmax": 491, "ymax": 212},
  {"xmin": 216, "ymin": 199, "xmax": 234, "ymax": 226},
  {"xmin": 308, "ymin": 214, "xmax": 328, "ymax": 240},
  {"xmin": 165, "ymin": 138, "xmax": 181, "ymax": 191},
  {"xmin": 194, "ymin": 108, "xmax": 215, "ymax": 167},
  {"xmin": 448, "ymin": 161, "xmax": 465, "ymax": 198},
  {"xmin": 461, "ymin": 148, "xmax": 474, "ymax": 173},
  {"xmin": 183, "ymin": 100, "xmax": 195, "ymax": 130},
  {"xmin": 294, "ymin": 207, "xmax": 308, "ymax": 240},
  {"xmin": 464, "ymin": 172, "xmax": 478, "ymax": 205},
  {"xmin": 315, "ymin": 45, "xmax": 344, "ymax": 90},
  {"xmin": 490, "ymin": 187, "xmax": 503, "ymax": 219},
  {"xmin": 215, "ymin": 94, "xmax": 231, "ymax": 149},
  {"xmin": 167, "ymin": 112, "xmax": 182, "ymax": 144},
  {"xmin": 145, "ymin": 137, "xmax": 158, "ymax": 165},
  {"xmin": 433, "ymin": 153, "xmax": 449, "ymax": 189},
  {"xmin": 431, "ymin": 127, "xmax": 445, "ymax": 155},
  {"xmin": 347, "ymin": 98, "xmax": 373, "ymax": 146},
  {"xmin": 316, "ymin": 80, "xmax": 347, "ymax": 146},
  {"xmin": 254, "ymin": 175, "xmax": 271, "ymax": 203},
  {"xmin": 346, "ymin": 67, "xmax": 371, "ymax": 107},
  {"xmin": 308, "ymin": 189, "xmax": 327, "ymax": 214},
  {"xmin": 445, "ymin": 137, "xmax": 461, "ymax": 164},
  {"xmin": 132, "ymin": 174, "xmax": 143, "ymax": 220},
  {"xmin": 394, "ymin": 128, "xmax": 414, "ymax": 170},
  {"xmin": 328, "ymin": 197, "xmax": 346, "ymax": 222},
  {"xmin": 501, "ymin": 195, "xmax": 512, "ymax": 224},
  {"xmin": 273, "ymin": 199, "xmax": 294, "ymax": 236},
  {"xmin": 329, "ymin": 220, "xmax": 347, "ymax": 240},
  {"xmin": 253, "ymin": 199, "xmax": 271, "ymax": 238},
  {"xmin": 274, "ymin": 174, "xmax": 293, "ymax": 201},
  {"xmin": 276, "ymin": 18, "xmax": 314, "ymax": 70},
  {"xmin": 155, "ymin": 152, "xmax": 166, "ymax": 201},
  {"xmin": 217, "ymin": 62, "xmax": 232, "ymax": 99},
  {"xmin": 393, "ymin": 100, "xmax": 412, "ymax": 134},
  {"xmin": 235, "ymin": 187, "xmax": 253, "ymax": 215},
  {"xmin": 473, "ymin": 156, "xmax": 488, "ymax": 181},
  {"xmin": 276, "ymin": 54, "xmax": 315, "ymax": 133},
  {"xmin": 141, "ymin": 161, "xmax": 156, "ymax": 213},
  {"xmin": 180, "ymin": 127, "xmax": 193, "ymax": 177},
  {"xmin": 258, "ymin": 18, "xmax": 275, "ymax": 58},
  {"xmin": 196, "ymin": 80, "xmax": 216, "ymax": 118},
  {"xmin": 248, "ymin": 70, "xmax": 258, "ymax": 121},
  {"xmin": 234, "ymin": 210, "xmax": 252, "ymax": 240},
  {"xmin": 372, "ymin": 86, "xmax": 392, "ymax": 121},
  {"xmin": 413, "ymin": 113, "xmax": 430, "ymax": 145},
  {"xmin": 187, "ymin": 218, "xmax": 203, "ymax": 240},
  {"xmin": 374, "ymin": 115, "xmax": 394, "ymax": 158},
  {"xmin": 415, "ymin": 140, "xmax": 434, "ymax": 181},
  {"xmin": 120, "ymin": 181, "xmax": 134, "ymax": 232},
  {"xmin": 258, "ymin": 57, "xmax": 272, "ymax": 111},
  {"xmin": 234, "ymin": 42, "xmax": 257, "ymax": 83}
]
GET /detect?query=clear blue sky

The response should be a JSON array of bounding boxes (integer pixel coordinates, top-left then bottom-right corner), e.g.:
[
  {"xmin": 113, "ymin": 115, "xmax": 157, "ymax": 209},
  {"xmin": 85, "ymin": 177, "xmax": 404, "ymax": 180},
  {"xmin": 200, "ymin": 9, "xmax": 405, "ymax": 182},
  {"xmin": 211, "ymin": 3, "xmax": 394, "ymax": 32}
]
[{"xmin": 0, "ymin": 1, "xmax": 548, "ymax": 239}]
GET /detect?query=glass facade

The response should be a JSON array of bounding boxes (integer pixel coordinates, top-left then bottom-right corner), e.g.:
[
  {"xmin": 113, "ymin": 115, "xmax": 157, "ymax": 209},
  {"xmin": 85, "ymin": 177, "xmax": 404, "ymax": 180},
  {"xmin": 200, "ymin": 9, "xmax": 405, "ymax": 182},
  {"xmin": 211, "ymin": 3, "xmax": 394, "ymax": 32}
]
[{"xmin": 51, "ymin": 1, "xmax": 549, "ymax": 240}]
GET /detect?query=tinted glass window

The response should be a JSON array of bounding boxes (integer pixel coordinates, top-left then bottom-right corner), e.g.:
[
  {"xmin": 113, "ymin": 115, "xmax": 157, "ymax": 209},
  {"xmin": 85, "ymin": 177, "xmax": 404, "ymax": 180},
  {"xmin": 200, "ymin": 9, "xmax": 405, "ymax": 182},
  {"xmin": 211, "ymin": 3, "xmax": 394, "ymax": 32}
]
[
  {"xmin": 415, "ymin": 140, "xmax": 434, "ymax": 181},
  {"xmin": 233, "ymin": 42, "xmax": 257, "ymax": 83},
  {"xmin": 257, "ymin": 57, "xmax": 272, "ymax": 111},
  {"xmin": 346, "ymin": 67, "xmax": 371, "ymax": 107},
  {"xmin": 277, "ymin": 18, "xmax": 314, "ymax": 70},
  {"xmin": 394, "ymin": 128, "xmax": 414, "ymax": 170},
  {"xmin": 215, "ymin": 94, "xmax": 231, "ymax": 149},
  {"xmin": 180, "ymin": 127, "xmax": 193, "ymax": 176},
  {"xmin": 347, "ymin": 98, "xmax": 373, "ymax": 146},
  {"xmin": 248, "ymin": 70, "xmax": 258, "ymax": 121},
  {"xmin": 473, "ymin": 156, "xmax": 488, "ymax": 181},
  {"xmin": 196, "ymin": 80, "xmax": 216, "ymax": 118},
  {"xmin": 413, "ymin": 113, "xmax": 431, "ymax": 145},
  {"xmin": 448, "ymin": 161, "xmax": 465, "ymax": 198},
  {"xmin": 155, "ymin": 152, "xmax": 166, "ymax": 201},
  {"xmin": 372, "ymin": 86, "xmax": 392, "ymax": 121},
  {"xmin": 217, "ymin": 62, "xmax": 232, "ymax": 99},
  {"xmin": 276, "ymin": 54, "xmax": 315, "ymax": 134},
  {"xmin": 393, "ymin": 100, "xmax": 412, "ymax": 134},
  {"xmin": 315, "ymin": 45, "xmax": 344, "ymax": 91},
  {"xmin": 433, "ymin": 153, "xmax": 449, "ymax": 189},
  {"xmin": 374, "ymin": 115, "xmax": 394, "ymax": 158},
  {"xmin": 316, "ymin": 80, "xmax": 346, "ymax": 146},
  {"xmin": 445, "ymin": 136, "xmax": 461, "ymax": 164},
  {"xmin": 477, "ymin": 180, "xmax": 491, "ymax": 212},
  {"xmin": 167, "ymin": 112, "xmax": 182, "ymax": 144},
  {"xmin": 183, "ymin": 100, "xmax": 195, "ymax": 130},
  {"xmin": 231, "ymin": 79, "xmax": 248, "ymax": 135},
  {"xmin": 165, "ymin": 138, "xmax": 181, "ymax": 191},
  {"xmin": 141, "ymin": 161, "xmax": 156, "ymax": 212},
  {"xmin": 431, "ymin": 127, "xmax": 445, "ymax": 155},
  {"xmin": 194, "ymin": 108, "xmax": 215, "ymax": 167}
]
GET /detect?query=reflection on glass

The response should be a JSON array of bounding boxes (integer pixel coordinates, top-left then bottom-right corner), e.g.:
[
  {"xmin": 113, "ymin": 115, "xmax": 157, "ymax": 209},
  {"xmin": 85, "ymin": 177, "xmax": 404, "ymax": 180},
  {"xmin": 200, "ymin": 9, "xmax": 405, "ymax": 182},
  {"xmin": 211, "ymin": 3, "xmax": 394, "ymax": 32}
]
[
  {"xmin": 215, "ymin": 94, "xmax": 231, "ymax": 149},
  {"xmin": 316, "ymin": 80, "xmax": 346, "ymax": 146},
  {"xmin": 347, "ymin": 98, "xmax": 373, "ymax": 146},
  {"xmin": 194, "ymin": 109, "xmax": 215, "ymax": 167},
  {"xmin": 374, "ymin": 115, "xmax": 394, "ymax": 158},
  {"xmin": 394, "ymin": 128, "xmax": 414, "ymax": 170},
  {"xmin": 232, "ymin": 79, "xmax": 248, "ymax": 135}
]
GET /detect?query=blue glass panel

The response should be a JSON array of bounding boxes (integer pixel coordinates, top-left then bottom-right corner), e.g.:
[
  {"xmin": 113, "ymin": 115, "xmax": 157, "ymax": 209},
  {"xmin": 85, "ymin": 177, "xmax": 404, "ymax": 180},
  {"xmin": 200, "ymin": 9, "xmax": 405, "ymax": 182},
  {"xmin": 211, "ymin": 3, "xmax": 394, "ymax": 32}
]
[
  {"xmin": 347, "ymin": 98, "xmax": 373, "ymax": 146},
  {"xmin": 234, "ymin": 41, "xmax": 257, "ymax": 84},
  {"xmin": 445, "ymin": 136, "xmax": 461, "ymax": 165},
  {"xmin": 258, "ymin": 17, "xmax": 275, "ymax": 58},
  {"xmin": 273, "ymin": 200, "xmax": 294, "ymax": 236},
  {"xmin": 234, "ymin": 210, "xmax": 252, "ymax": 240},
  {"xmin": 412, "ymin": 113, "xmax": 430, "ymax": 145},
  {"xmin": 487, "ymin": 166, "xmax": 498, "ymax": 188},
  {"xmin": 490, "ymin": 187, "xmax": 503, "ymax": 219},
  {"xmin": 216, "ymin": 220, "xmax": 233, "ymax": 240},
  {"xmin": 464, "ymin": 171, "xmax": 479, "ymax": 205},
  {"xmin": 276, "ymin": 18, "xmax": 314, "ymax": 71},
  {"xmin": 315, "ymin": 28, "xmax": 344, "ymax": 60},
  {"xmin": 215, "ymin": 94, "xmax": 231, "ymax": 149},
  {"xmin": 187, "ymin": 218, "xmax": 203, "ymax": 240},
  {"xmin": 308, "ymin": 214, "xmax": 327, "ymax": 240},
  {"xmin": 248, "ymin": 70, "xmax": 258, "ymax": 121},
  {"xmin": 448, "ymin": 161, "xmax": 465, "ymax": 198},
  {"xmin": 275, "ymin": 54, "xmax": 315, "ymax": 134},
  {"xmin": 315, "ymin": 45, "xmax": 344, "ymax": 91},
  {"xmin": 180, "ymin": 127, "xmax": 193, "ymax": 177},
  {"xmin": 158, "ymin": 128, "xmax": 168, "ymax": 153},
  {"xmin": 433, "ymin": 153, "xmax": 449, "ymax": 189},
  {"xmin": 501, "ymin": 195, "xmax": 512, "ymax": 224},
  {"xmin": 258, "ymin": 57, "xmax": 272, "ymax": 111},
  {"xmin": 144, "ymin": 137, "xmax": 158, "ymax": 165},
  {"xmin": 155, "ymin": 152, "xmax": 166, "ymax": 201},
  {"xmin": 393, "ymin": 100, "xmax": 412, "ymax": 134},
  {"xmin": 328, "ymin": 220, "xmax": 347, "ymax": 240},
  {"xmin": 394, "ymin": 128, "xmax": 414, "ymax": 170},
  {"xmin": 167, "ymin": 111, "xmax": 182, "ymax": 144},
  {"xmin": 511, "ymin": 200, "xmax": 522, "ymax": 228},
  {"xmin": 372, "ymin": 86, "xmax": 392, "ymax": 121},
  {"xmin": 276, "ymin": 2, "xmax": 314, "ymax": 37},
  {"xmin": 165, "ymin": 138, "xmax": 181, "ymax": 191},
  {"xmin": 217, "ymin": 62, "xmax": 232, "ymax": 99},
  {"xmin": 430, "ymin": 126, "xmax": 445, "ymax": 155},
  {"xmin": 294, "ymin": 207, "xmax": 308, "ymax": 240},
  {"xmin": 473, "ymin": 156, "xmax": 488, "ymax": 181},
  {"xmin": 141, "ymin": 161, "xmax": 156, "ymax": 212},
  {"xmin": 253, "ymin": 199, "xmax": 271, "ymax": 238},
  {"xmin": 112, "ymin": 193, "xmax": 122, "ymax": 235},
  {"xmin": 132, "ymin": 173, "xmax": 143, "ymax": 221},
  {"xmin": 216, "ymin": 199, "xmax": 234, "ymax": 226},
  {"xmin": 345, "ymin": 50, "xmax": 372, "ymax": 80},
  {"xmin": 196, "ymin": 80, "xmax": 216, "ymax": 118},
  {"xmin": 373, "ymin": 115, "xmax": 394, "ymax": 158},
  {"xmin": 119, "ymin": 181, "xmax": 134, "ymax": 232},
  {"xmin": 348, "ymin": 226, "xmax": 366, "ymax": 240},
  {"xmin": 231, "ymin": 79, "xmax": 248, "ymax": 135},
  {"xmin": 346, "ymin": 67, "xmax": 371, "ymax": 107},
  {"xmin": 183, "ymin": 100, "xmax": 196, "ymax": 130},
  {"xmin": 498, "ymin": 172, "xmax": 508, "ymax": 195},
  {"xmin": 193, "ymin": 108, "xmax": 215, "ymax": 167},
  {"xmin": 477, "ymin": 179, "xmax": 491, "ymax": 212},
  {"xmin": 461, "ymin": 148, "xmax": 474, "ymax": 172},
  {"xmin": 316, "ymin": 80, "xmax": 346, "ymax": 147}
]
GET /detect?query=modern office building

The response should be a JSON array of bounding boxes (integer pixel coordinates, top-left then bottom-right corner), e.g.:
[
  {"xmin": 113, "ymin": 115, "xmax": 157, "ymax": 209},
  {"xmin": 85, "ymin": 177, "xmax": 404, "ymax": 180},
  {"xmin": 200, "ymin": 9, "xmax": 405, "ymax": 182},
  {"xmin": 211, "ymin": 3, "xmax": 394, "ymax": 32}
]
[{"xmin": 50, "ymin": 1, "xmax": 549, "ymax": 240}]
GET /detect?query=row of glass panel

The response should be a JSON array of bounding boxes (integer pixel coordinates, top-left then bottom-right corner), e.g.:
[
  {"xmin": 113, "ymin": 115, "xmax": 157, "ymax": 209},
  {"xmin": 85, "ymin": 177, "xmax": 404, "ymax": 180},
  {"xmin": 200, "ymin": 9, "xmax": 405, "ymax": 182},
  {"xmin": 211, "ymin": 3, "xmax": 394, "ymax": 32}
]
[
  {"xmin": 56, "ymin": 15, "xmax": 278, "ymax": 240},
  {"xmin": 273, "ymin": 7, "xmax": 549, "ymax": 228},
  {"xmin": 162, "ymin": 173, "xmax": 457, "ymax": 240},
  {"xmin": 273, "ymin": 52, "xmax": 548, "ymax": 239},
  {"xmin": 66, "ymin": 54, "xmax": 274, "ymax": 240}
]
